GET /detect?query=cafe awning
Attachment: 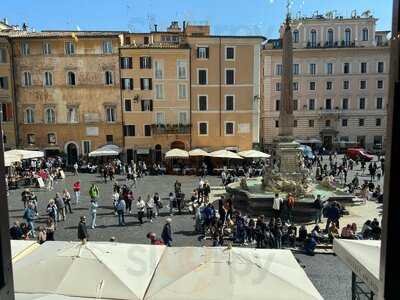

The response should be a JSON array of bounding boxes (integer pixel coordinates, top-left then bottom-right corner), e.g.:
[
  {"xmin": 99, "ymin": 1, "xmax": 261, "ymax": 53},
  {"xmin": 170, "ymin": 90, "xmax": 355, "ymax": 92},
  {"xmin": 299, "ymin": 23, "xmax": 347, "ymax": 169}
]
[
  {"xmin": 209, "ymin": 150, "xmax": 243, "ymax": 159},
  {"xmin": 165, "ymin": 148, "xmax": 189, "ymax": 159},
  {"xmin": 238, "ymin": 150, "xmax": 271, "ymax": 159},
  {"xmin": 188, "ymin": 148, "xmax": 209, "ymax": 157},
  {"xmin": 5, "ymin": 149, "xmax": 44, "ymax": 160}
]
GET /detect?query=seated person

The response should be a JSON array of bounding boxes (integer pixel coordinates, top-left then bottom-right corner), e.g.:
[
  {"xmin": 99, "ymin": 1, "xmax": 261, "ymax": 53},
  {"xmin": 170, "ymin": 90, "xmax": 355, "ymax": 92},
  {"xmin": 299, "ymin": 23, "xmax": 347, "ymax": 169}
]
[
  {"xmin": 311, "ymin": 225, "xmax": 323, "ymax": 243},
  {"xmin": 287, "ymin": 223, "xmax": 297, "ymax": 247},
  {"xmin": 328, "ymin": 223, "xmax": 339, "ymax": 243},
  {"xmin": 341, "ymin": 224, "xmax": 355, "ymax": 239},
  {"xmin": 304, "ymin": 234, "xmax": 317, "ymax": 256},
  {"xmin": 298, "ymin": 225, "xmax": 307, "ymax": 243},
  {"xmin": 362, "ymin": 220, "xmax": 373, "ymax": 239},
  {"xmin": 10, "ymin": 221, "xmax": 23, "ymax": 240}
]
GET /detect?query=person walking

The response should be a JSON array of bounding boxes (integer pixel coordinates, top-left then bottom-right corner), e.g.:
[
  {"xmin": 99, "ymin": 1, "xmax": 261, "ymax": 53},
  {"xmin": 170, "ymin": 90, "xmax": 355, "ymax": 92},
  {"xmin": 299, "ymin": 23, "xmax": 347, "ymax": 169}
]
[
  {"xmin": 145, "ymin": 194, "xmax": 154, "ymax": 223},
  {"xmin": 272, "ymin": 193, "xmax": 283, "ymax": 219},
  {"xmin": 89, "ymin": 183, "xmax": 100, "ymax": 201},
  {"xmin": 73, "ymin": 181, "xmax": 81, "ymax": 204},
  {"xmin": 89, "ymin": 199, "xmax": 98, "ymax": 229},
  {"xmin": 55, "ymin": 193, "xmax": 66, "ymax": 221},
  {"xmin": 78, "ymin": 216, "xmax": 88, "ymax": 244},
  {"xmin": 37, "ymin": 226, "xmax": 47, "ymax": 244},
  {"xmin": 63, "ymin": 189, "xmax": 73, "ymax": 214},
  {"xmin": 116, "ymin": 197, "xmax": 126, "ymax": 226},
  {"xmin": 313, "ymin": 195, "xmax": 323, "ymax": 224},
  {"xmin": 23, "ymin": 203, "xmax": 36, "ymax": 238},
  {"xmin": 137, "ymin": 196, "xmax": 146, "ymax": 224},
  {"xmin": 153, "ymin": 192, "xmax": 161, "ymax": 217},
  {"xmin": 73, "ymin": 162, "xmax": 79, "ymax": 176},
  {"xmin": 45, "ymin": 218, "xmax": 55, "ymax": 241},
  {"xmin": 161, "ymin": 218, "xmax": 173, "ymax": 247},
  {"xmin": 168, "ymin": 192, "xmax": 175, "ymax": 216}
]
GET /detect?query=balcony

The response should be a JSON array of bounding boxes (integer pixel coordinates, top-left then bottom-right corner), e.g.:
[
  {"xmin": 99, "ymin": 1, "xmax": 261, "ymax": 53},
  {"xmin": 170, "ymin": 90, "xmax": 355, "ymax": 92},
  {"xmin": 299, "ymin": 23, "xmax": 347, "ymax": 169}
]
[{"xmin": 151, "ymin": 124, "xmax": 191, "ymax": 135}]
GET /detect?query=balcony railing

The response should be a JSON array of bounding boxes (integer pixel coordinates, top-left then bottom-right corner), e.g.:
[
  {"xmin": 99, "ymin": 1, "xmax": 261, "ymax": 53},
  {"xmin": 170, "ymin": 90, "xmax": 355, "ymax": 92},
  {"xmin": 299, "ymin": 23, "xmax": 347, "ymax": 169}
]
[{"xmin": 151, "ymin": 124, "xmax": 191, "ymax": 135}]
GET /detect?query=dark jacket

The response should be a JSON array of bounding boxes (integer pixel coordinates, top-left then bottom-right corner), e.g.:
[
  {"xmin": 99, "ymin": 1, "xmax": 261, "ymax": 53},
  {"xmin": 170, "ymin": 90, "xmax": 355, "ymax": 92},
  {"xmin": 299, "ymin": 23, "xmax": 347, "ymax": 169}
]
[
  {"xmin": 161, "ymin": 223, "xmax": 172, "ymax": 243},
  {"xmin": 78, "ymin": 221, "xmax": 88, "ymax": 240}
]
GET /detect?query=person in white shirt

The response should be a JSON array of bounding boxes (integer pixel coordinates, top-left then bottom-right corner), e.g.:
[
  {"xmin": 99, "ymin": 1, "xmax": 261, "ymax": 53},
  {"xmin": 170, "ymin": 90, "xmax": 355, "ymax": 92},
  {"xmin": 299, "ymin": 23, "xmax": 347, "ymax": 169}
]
[
  {"xmin": 112, "ymin": 191, "xmax": 120, "ymax": 216},
  {"xmin": 272, "ymin": 193, "xmax": 283, "ymax": 218},
  {"xmin": 145, "ymin": 194, "xmax": 154, "ymax": 223},
  {"xmin": 73, "ymin": 162, "xmax": 79, "ymax": 176},
  {"xmin": 137, "ymin": 197, "xmax": 146, "ymax": 224}
]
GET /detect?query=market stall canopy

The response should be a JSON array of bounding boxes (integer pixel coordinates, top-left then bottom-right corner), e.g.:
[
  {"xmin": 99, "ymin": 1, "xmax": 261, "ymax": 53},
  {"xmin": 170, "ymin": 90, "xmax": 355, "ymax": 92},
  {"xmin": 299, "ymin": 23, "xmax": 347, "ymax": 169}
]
[
  {"xmin": 188, "ymin": 149, "xmax": 209, "ymax": 157},
  {"xmin": 88, "ymin": 145, "xmax": 120, "ymax": 157},
  {"xmin": 333, "ymin": 239, "xmax": 380, "ymax": 295},
  {"xmin": 11, "ymin": 240, "xmax": 39, "ymax": 263},
  {"xmin": 238, "ymin": 150, "xmax": 271, "ymax": 159},
  {"xmin": 5, "ymin": 149, "xmax": 44, "ymax": 160},
  {"xmin": 13, "ymin": 241, "xmax": 165, "ymax": 300},
  {"xmin": 165, "ymin": 148, "xmax": 189, "ymax": 159},
  {"xmin": 4, "ymin": 153, "xmax": 22, "ymax": 166},
  {"xmin": 209, "ymin": 149, "xmax": 243, "ymax": 159},
  {"xmin": 145, "ymin": 247, "xmax": 323, "ymax": 300}
]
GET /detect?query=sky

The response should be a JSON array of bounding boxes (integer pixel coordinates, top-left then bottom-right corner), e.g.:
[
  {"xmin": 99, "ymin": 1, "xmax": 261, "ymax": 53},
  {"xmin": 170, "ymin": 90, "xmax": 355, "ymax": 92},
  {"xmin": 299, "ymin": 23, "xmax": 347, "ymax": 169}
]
[{"xmin": 1, "ymin": 0, "xmax": 394, "ymax": 38}]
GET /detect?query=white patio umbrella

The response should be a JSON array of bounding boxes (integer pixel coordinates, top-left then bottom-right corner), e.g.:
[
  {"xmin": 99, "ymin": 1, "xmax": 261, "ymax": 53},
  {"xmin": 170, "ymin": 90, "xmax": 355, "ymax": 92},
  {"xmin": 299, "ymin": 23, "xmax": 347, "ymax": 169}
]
[
  {"xmin": 144, "ymin": 247, "xmax": 323, "ymax": 300},
  {"xmin": 88, "ymin": 148, "xmax": 119, "ymax": 157},
  {"xmin": 165, "ymin": 148, "xmax": 189, "ymax": 159},
  {"xmin": 188, "ymin": 148, "xmax": 209, "ymax": 157},
  {"xmin": 238, "ymin": 150, "xmax": 271, "ymax": 159},
  {"xmin": 4, "ymin": 153, "xmax": 22, "ymax": 166},
  {"xmin": 13, "ymin": 241, "xmax": 166, "ymax": 300},
  {"xmin": 5, "ymin": 149, "xmax": 44, "ymax": 160},
  {"xmin": 209, "ymin": 149, "xmax": 243, "ymax": 159}
]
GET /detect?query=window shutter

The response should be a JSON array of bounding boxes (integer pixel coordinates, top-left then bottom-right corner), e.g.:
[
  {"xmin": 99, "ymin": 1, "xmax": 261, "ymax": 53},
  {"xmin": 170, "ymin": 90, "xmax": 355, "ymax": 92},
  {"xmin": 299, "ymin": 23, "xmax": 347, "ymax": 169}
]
[
  {"xmin": 129, "ymin": 57, "xmax": 132, "ymax": 68},
  {"xmin": 149, "ymin": 79, "xmax": 152, "ymax": 90},
  {"xmin": 6, "ymin": 103, "xmax": 12, "ymax": 120},
  {"xmin": 148, "ymin": 57, "xmax": 152, "ymax": 68},
  {"xmin": 120, "ymin": 58, "xmax": 124, "ymax": 68},
  {"xmin": 140, "ymin": 57, "xmax": 144, "ymax": 68},
  {"xmin": 140, "ymin": 78, "xmax": 144, "ymax": 90},
  {"xmin": 150, "ymin": 100, "xmax": 153, "ymax": 111},
  {"xmin": 196, "ymin": 48, "xmax": 200, "ymax": 58},
  {"xmin": 206, "ymin": 47, "xmax": 209, "ymax": 58},
  {"xmin": 121, "ymin": 79, "xmax": 125, "ymax": 89},
  {"xmin": 141, "ymin": 100, "xmax": 144, "ymax": 111}
]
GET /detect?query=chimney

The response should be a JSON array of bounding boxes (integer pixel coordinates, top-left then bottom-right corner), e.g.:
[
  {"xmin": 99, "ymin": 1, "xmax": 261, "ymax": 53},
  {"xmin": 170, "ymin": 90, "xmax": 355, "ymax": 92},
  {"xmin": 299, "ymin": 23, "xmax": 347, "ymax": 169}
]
[{"xmin": 154, "ymin": 24, "xmax": 158, "ymax": 32}]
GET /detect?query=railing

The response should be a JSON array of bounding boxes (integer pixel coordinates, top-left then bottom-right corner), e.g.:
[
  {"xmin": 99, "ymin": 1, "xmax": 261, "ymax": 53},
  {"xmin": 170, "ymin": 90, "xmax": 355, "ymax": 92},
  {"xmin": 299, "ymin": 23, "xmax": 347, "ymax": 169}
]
[{"xmin": 151, "ymin": 124, "xmax": 191, "ymax": 135}]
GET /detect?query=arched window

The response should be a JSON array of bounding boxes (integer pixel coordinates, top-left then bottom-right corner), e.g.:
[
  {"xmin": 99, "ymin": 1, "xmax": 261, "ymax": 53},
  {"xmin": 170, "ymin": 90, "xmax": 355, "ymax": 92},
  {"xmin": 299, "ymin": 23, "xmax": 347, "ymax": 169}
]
[
  {"xmin": 293, "ymin": 30, "xmax": 299, "ymax": 43},
  {"xmin": 362, "ymin": 28, "xmax": 369, "ymax": 41},
  {"xmin": 45, "ymin": 107, "xmax": 56, "ymax": 124},
  {"xmin": 345, "ymin": 28, "xmax": 351, "ymax": 45},
  {"xmin": 67, "ymin": 71, "xmax": 76, "ymax": 86},
  {"xmin": 327, "ymin": 29, "xmax": 334, "ymax": 46},
  {"xmin": 25, "ymin": 108, "xmax": 35, "ymax": 124},
  {"xmin": 310, "ymin": 29, "xmax": 317, "ymax": 47}
]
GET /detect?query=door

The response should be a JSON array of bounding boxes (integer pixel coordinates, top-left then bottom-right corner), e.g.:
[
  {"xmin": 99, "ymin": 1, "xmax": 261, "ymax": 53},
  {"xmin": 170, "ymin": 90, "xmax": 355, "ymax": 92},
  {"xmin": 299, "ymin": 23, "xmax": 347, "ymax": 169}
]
[
  {"xmin": 66, "ymin": 143, "xmax": 78, "ymax": 165},
  {"xmin": 323, "ymin": 136, "xmax": 333, "ymax": 151}
]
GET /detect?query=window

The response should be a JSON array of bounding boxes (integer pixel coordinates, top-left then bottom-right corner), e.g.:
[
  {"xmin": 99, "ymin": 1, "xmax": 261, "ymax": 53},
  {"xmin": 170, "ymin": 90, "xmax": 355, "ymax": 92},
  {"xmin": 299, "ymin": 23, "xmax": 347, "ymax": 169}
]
[
  {"xmin": 327, "ymin": 29, "xmax": 334, "ymax": 46},
  {"xmin": 65, "ymin": 41, "xmax": 75, "ymax": 55},
  {"xmin": 179, "ymin": 112, "xmax": 188, "ymax": 125},
  {"xmin": 225, "ymin": 95, "xmax": 234, "ymax": 111},
  {"xmin": 106, "ymin": 106, "xmax": 116, "ymax": 122},
  {"xmin": 225, "ymin": 122, "xmax": 234, "ymax": 136},
  {"xmin": 198, "ymin": 95, "xmax": 208, "ymax": 111},
  {"xmin": 123, "ymin": 125, "xmax": 136, "ymax": 136},
  {"xmin": 121, "ymin": 78, "xmax": 133, "ymax": 90},
  {"xmin": 102, "ymin": 40, "xmax": 113, "ymax": 54},
  {"xmin": 106, "ymin": 135, "xmax": 114, "ymax": 143},
  {"xmin": 43, "ymin": 42, "xmax": 51, "ymax": 55},
  {"xmin": 362, "ymin": 28, "xmax": 369, "ymax": 41},
  {"xmin": 308, "ymin": 99, "xmax": 315, "ymax": 110},
  {"xmin": 275, "ymin": 100, "xmax": 280, "ymax": 111},
  {"xmin": 154, "ymin": 60, "xmax": 163, "ymax": 79},
  {"xmin": 345, "ymin": 28, "xmax": 351, "ymax": 45},
  {"xmin": 225, "ymin": 69, "xmax": 235, "ymax": 85},
  {"xmin": 342, "ymin": 119, "xmax": 348, "ymax": 127},
  {"xmin": 275, "ymin": 120, "xmax": 279, "ymax": 128},
  {"xmin": 45, "ymin": 107, "xmax": 56, "ymax": 124},
  {"xmin": 25, "ymin": 108, "xmax": 34, "ymax": 123},
  {"xmin": 140, "ymin": 56, "xmax": 152, "ymax": 69},
  {"xmin": 343, "ymin": 63, "xmax": 350, "ymax": 74},
  {"xmin": 325, "ymin": 99, "xmax": 332, "ymax": 110},
  {"xmin": 293, "ymin": 30, "xmax": 299, "ymax": 43},
  {"xmin": 120, "ymin": 57, "xmax": 132, "ymax": 69},
  {"xmin": 44, "ymin": 72, "xmax": 53, "ymax": 87},
  {"xmin": 197, "ymin": 47, "xmax": 209, "ymax": 59},
  {"xmin": 374, "ymin": 136, "xmax": 383, "ymax": 148},
  {"xmin": 359, "ymin": 118, "xmax": 365, "ymax": 126},
  {"xmin": 340, "ymin": 136, "xmax": 349, "ymax": 142},
  {"xmin": 343, "ymin": 80, "xmax": 350, "ymax": 90},
  {"xmin": 177, "ymin": 60, "xmax": 187, "ymax": 79},
  {"xmin": 342, "ymin": 98, "xmax": 349, "ymax": 110},
  {"xmin": 359, "ymin": 98, "xmax": 366, "ymax": 110},
  {"xmin": 141, "ymin": 100, "xmax": 153, "ymax": 112},
  {"xmin": 293, "ymin": 82, "xmax": 299, "ymax": 91},
  {"xmin": 178, "ymin": 83, "xmax": 187, "ymax": 99},
  {"xmin": 155, "ymin": 83, "xmax": 164, "ymax": 99},
  {"xmin": 309, "ymin": 63, "xmax": 316, "ymax": 75},
  {"xmin": 309, "ymin": 81, "xmax": 316, "ymax": 91},
  {"xmin": 48, "ymin": 133, "xmax": 56, "ymax": 144},
  {"xmin": 23, "ymin": 71, "xmax": 32, "ymax": 87},
  {"xmin": 376, "ymin": 97, "xmax": 383, "ymax": 109},
  {"xmin": 275, "ymin": 82, "xmax": 281, "ymax": 91},
  {"xmin": 361, "ymin": 62, "xmax": 367, "ymax": 74},
  {"xmin": 0, "ymin": 103, "xmax": 12, "ymax": 122},
  {"xmin": 144, "ymin": 125, "xmax": 152, "ymax": 136},
  {"xmin": 21, "ymin": 42, "xmax": 30, "ymax": 56},
  {"xmin": 325, "ymin": 120, "xmax": 331, "ymax": 127},
  {"xmin": 0, "ymin": 76, "xmax": 8, "ymax": 89},
  {"xmin": 293, "ymin": 99, "xmax": 298, "ymax": 111},
  {"xmin": 360, "ymin": 80, "xmax": 367, "ymax": 89},
  {"xmin": 376, "ymin": 118, "xmax": 382, "ymax": 127},
  {"xmin": 225, "ymin": 47, "xmax": 235, "ymax": 60},
  {"xmin": 144, "ymin": 36, "xmax": 149, "ymax": 45},
  {"xmin": 276, "ymin": 64, "xmax": 283, "ymax": 76},
  {"xmin": 27, "ymin": 134, "xmax": 35, "ymax": 144},
  {"xmin": 198, "ymin": 69, "xmax": 208, "ymax": 85},
  {"xmin": 105, "ymin": 71, "xmax": 113, "ymax": 85},
  {"xmin": 0, "ymin": 48, "xmax": 7, "ymax": 63},
  {"xmin": 140, "ymin": 78, "xmax": 152, "ymax": 90},
  {"xmin": 377, "ymin": 80, "xmax": 383, "ymax": 89},
  {"xmin": 326, "ymin": 63, "xmax": 333, "ymax": 75},
  {"xmin": 82, "ymin": 140, "xmax": 91, "ymax": 154},
  {"xmin": 308, "ymin": 120, "xmax": 314, "ymax": 127},
  {"xmin": 155, "ymin": 112, "xmax": 165, "ymax": 125},
  {"xmin": 378, "ymin": 62, "xmax": 384, "ymax": 73},
  {"xmin": 124, "ymin": 99, "xmax": 132, "ymax": 112},
  {"xmin": 310, "ymin": 29, "xmax": 317, "ymax": 47},
  {"xmin": 293, "ymin": 64, "xmax": 299, "ymax": 75},
  {"xmin": 357, "ymin": 136, "xmax": 366, "ymax": 147},
  {"xmin": 67, "ymin": 106, "xmax": 78, "ymax": 123},
  {"xmin": 293, "ymin": 120, "xmax": 297, "ymax": 127},
  {"xmin": 67, "ymin": 71, "xmax": 76, "ymax": 86},
  {"xmin": 326, "ymin": 81, "xmax": 332, "ymax": 90},
  {"xmin": 198, "ymin": 122, "xmax": 208, "ymax": 135}
]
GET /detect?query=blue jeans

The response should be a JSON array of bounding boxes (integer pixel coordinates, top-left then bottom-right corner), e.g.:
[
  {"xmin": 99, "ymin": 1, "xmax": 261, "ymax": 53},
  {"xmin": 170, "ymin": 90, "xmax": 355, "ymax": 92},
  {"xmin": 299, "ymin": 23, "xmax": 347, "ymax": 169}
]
[
  {"xmin": 90, "ymin": 212, "xmax": 96, "ymax": 228},
  {"xmin": 118, "ymin": 210, "xmax": 125, "ymax": 225}
]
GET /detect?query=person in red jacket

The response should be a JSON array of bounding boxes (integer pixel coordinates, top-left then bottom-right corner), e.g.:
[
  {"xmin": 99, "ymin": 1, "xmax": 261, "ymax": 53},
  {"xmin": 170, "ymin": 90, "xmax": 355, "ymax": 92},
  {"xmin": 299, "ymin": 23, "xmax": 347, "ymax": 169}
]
[
  {"xmin": 73, "ymin": 181, "xmax": 81, "ymax": 204},
  {"xmin": 146, "ymin": 232, "xmax": 164, "ymax": 245}
]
